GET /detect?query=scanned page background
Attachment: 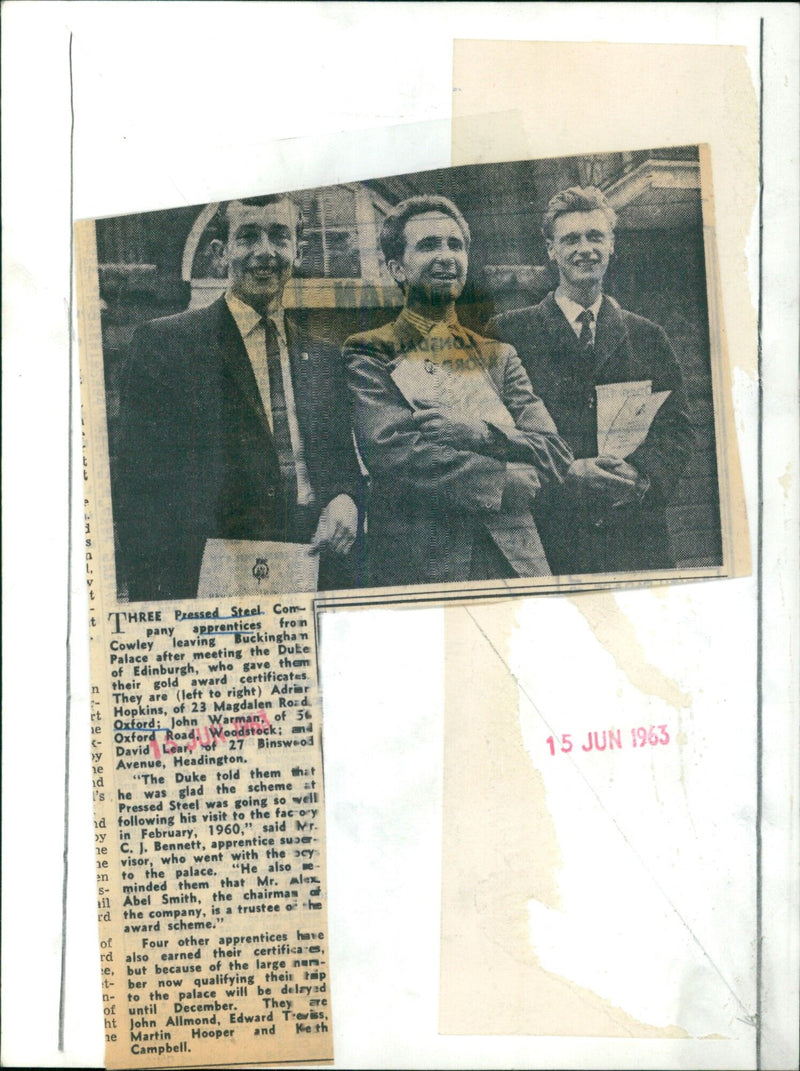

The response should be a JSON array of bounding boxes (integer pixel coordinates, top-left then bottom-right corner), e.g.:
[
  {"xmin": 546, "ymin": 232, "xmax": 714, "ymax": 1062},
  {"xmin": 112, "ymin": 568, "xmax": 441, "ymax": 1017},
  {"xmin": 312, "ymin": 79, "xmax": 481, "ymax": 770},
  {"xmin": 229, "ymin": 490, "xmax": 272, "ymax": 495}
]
[
  {"xmin": 2, "ymin": 4, "xmax": 798, "ymax": 1070},
  {"xmin": 439, "ymin": 40, "xmax": 760, "ymax": 1048}
]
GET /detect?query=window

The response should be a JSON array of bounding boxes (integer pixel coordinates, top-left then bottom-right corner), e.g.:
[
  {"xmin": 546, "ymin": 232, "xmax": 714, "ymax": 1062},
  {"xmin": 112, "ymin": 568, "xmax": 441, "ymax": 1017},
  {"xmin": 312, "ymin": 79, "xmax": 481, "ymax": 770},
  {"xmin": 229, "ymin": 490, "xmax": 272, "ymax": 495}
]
[
  {"xmin": 296, "ymin": 186, "xmax": 361, "ymax": 278},
  {"xmin": 183, "ymin": 184, "xmax": 397, "ymax": 309}
]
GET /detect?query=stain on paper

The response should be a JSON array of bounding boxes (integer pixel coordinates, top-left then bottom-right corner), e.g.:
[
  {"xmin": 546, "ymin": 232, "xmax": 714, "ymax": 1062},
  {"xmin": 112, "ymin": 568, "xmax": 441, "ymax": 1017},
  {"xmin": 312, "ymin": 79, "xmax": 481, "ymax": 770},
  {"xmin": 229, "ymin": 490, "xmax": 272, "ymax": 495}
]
[
  {"xmin": 568, "ymin": 593, "xmax": 691, "ymax": 711},
  {"xmin": 440, "ymin": 603, "xmax": 687, "ymax": 1037}
]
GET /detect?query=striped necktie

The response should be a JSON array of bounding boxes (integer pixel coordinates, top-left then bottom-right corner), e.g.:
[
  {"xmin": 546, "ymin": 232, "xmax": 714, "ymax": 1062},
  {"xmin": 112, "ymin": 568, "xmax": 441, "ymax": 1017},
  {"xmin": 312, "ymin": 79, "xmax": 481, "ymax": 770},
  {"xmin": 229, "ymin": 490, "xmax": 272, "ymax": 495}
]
[{"xmin": 264, "ymin": 318, "xmax": 297, "ymax": 510}]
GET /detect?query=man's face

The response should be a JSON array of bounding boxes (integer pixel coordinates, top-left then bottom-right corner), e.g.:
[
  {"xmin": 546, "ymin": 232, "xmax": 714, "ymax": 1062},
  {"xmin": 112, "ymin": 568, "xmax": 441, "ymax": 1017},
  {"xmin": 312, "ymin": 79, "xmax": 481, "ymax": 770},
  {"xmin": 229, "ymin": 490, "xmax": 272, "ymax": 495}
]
[
  {"xmin": 390, "ymin": 211, "xmax": 468, "ymax": 304},
  {"xmin": 546, "ymin": 208, "xmax": 615, "ymax": 294},
  {"xmin": 218, "ymin": 200, "xmax": 299, "ymax": 309}
]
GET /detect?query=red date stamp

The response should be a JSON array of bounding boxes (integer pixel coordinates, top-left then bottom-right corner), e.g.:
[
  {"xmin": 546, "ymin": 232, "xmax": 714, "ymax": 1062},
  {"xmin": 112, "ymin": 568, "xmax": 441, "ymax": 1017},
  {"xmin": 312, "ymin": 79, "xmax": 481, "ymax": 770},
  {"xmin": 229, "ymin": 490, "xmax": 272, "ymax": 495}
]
[{"xmin": 546, "ymin": 725, "xmax": 671, "ymax": 755}]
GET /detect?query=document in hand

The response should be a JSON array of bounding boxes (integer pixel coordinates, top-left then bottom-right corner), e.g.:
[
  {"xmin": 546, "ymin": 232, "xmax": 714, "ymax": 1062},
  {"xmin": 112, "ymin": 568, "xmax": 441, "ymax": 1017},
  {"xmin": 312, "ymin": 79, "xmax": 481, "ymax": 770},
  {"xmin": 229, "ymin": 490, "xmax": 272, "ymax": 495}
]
[
  {"xmin": 390, "ymin": 329, "xmax": 516, "ymax": 429},
  {"xmin": 391, "ymin": 327, "xmax": 551, "ymax": 575},
  {"xmin": 197, "ymin": 538, "xmax": 319, "ymax": 597},
  {"xmin": 596, "ymin": 380, "xmax": 671, "ymax": 457}
]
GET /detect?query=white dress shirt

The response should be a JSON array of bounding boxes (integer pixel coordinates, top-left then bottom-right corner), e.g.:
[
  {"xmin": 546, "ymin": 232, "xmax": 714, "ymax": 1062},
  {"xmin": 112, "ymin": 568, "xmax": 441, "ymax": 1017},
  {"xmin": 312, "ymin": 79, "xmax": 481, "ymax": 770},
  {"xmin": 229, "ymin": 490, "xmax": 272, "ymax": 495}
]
[
  {"xmin": 225, "ymin": 292, "xmax": 315, "ymax": 506},
  {"xmin": 554, "ymin": 290, "xmax": 604, "ymax": 342}
]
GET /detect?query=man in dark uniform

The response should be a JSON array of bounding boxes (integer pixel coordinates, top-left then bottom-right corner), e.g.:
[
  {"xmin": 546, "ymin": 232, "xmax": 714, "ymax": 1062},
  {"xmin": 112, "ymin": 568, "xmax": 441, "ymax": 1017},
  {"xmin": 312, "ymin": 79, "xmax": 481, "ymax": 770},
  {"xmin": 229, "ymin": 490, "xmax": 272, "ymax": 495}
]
[{"xmin": 486, "ymin": 186, "xmax": 694, "ymax": 575}]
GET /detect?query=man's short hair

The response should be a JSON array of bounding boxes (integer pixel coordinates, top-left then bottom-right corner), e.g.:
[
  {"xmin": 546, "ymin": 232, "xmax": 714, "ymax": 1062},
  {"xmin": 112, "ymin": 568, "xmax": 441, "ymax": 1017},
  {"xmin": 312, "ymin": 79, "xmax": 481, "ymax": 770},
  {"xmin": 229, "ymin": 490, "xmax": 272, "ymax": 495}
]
[
  {"xmin": 541, "ymin": 187, "xmax": 617, "ymax": 241},
  {"xmin": 380, "ymin": 194, "xmax": 471, "ymax": 265},
  {"xmin": 216, "ymin": 194, "xmax": 304, "ymax": 244}
]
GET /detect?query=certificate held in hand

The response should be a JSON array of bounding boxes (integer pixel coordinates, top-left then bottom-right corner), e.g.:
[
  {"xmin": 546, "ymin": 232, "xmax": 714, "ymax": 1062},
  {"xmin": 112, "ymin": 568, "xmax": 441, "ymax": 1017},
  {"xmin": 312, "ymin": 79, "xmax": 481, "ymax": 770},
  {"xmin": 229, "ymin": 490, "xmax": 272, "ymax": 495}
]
[
  {"xmin": 391, "ymin": 329, "xmax": 551, "ymax": 577},
  {"xmin": 595, "ymin": 380, "xmax": 671, "ymax": 457},
  {"xmin": 197, "ymin": 539, "xmax": 319, "ymax": 598},
  {"xmin": 390, "ymin": 325, "xmax": 516, "ymax": 429}
]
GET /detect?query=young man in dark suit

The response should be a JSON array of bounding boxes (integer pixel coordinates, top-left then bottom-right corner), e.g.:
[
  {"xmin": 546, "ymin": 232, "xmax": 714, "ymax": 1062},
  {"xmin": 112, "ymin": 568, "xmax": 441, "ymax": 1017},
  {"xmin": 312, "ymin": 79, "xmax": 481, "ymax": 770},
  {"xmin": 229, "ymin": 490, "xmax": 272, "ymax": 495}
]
[
  {"xmin": 114, "ymin": 195, "xmax": 361, "ymax": 601},
  {"xmin": 486, "ymin": 186, "xmax": 695, "ymax": 575},
  {"xmin": 343, "ymin": 195, "xmax": 572, "ymax": 587}
]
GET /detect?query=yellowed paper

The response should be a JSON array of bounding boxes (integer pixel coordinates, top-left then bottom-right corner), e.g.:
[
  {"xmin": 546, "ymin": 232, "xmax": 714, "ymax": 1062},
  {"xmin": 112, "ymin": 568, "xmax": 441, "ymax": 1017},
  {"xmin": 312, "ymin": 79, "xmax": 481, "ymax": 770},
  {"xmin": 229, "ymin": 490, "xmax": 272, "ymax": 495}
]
[
  {"xmin": 441, "ymin": 37, "xmax": 759, "ymax": 1041},
  {"xmin": 441, "ymin": 605, "xmax": 685, "ymax": 1037},
  {"xmin": 441, "ymin": 599, "xmax": 757, "ymax": 1039},
  {"xmin": 77, "ymin": 220, "xmax": 333, "ymax": 1068}
]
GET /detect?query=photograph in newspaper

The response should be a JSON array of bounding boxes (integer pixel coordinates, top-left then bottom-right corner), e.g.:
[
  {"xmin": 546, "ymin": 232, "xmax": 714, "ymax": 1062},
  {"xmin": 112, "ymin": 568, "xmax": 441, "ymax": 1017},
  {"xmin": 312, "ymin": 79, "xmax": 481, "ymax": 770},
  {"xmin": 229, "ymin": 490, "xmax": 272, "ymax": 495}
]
[
  {"xmin": 77, "ymin": 144, "xmax": 746, "ymax": 1068},
  {"xmin": 95, "ymin": 145, "xmax": 740, "ymax": 610}
]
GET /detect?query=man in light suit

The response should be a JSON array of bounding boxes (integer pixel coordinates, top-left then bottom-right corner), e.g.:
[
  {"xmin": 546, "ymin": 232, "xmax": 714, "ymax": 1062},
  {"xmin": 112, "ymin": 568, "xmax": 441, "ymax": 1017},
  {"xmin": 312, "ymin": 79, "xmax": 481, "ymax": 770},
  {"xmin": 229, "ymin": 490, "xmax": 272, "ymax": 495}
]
[
  {"xmin": 114, "ymin": 195, "xmax": 362, "ymax": 601},
  {"xmin": 486, "ymin": 186, "xmax": 695, "ymax": 575},
  {"xmin": 343, "ymin": 195, "xmax": 573, "ymax": 587}
]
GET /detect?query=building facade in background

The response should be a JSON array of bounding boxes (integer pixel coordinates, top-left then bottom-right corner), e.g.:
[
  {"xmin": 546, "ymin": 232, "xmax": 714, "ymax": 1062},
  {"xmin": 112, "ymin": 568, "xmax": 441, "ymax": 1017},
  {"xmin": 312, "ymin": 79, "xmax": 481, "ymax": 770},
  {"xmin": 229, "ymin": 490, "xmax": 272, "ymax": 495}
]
[{"xmin": 98, "ymin": 148, "xmax": 720, "ymax": 571}]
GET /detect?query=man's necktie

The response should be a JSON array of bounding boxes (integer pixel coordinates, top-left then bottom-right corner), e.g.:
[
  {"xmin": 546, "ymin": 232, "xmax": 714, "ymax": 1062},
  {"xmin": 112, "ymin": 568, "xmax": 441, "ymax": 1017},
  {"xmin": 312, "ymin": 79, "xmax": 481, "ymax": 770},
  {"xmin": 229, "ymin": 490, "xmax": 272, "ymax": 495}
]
[
  {"xmin": 577, "ymin": 308, "xmax": 595, "ymax": 353},
  {"xmin": 576, "ymin": 308, "xmax": 597, "ymax": 413},
  {"xmin": 264, "ymin": 319, "xmax": 297, "ymax": 512}
]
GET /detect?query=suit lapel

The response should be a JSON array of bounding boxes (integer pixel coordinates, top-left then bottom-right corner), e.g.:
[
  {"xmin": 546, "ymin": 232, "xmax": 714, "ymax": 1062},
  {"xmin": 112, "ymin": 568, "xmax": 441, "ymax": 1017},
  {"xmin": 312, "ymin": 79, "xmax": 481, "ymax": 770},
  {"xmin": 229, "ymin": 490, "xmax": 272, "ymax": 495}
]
[
  {"xmin": 212, "ymin": 297, "xmax": 272, "ymax": 438},
  {"xmin": 593, "ymin": 295, "xmax": 628, "ymax": 374},
  {"xmin": 539, "ymin": 292, "xmax": 585, "ymax": 368},
  {"xmin": 285, "ymin": 318, "xmax": 313, "ymax": 438}
]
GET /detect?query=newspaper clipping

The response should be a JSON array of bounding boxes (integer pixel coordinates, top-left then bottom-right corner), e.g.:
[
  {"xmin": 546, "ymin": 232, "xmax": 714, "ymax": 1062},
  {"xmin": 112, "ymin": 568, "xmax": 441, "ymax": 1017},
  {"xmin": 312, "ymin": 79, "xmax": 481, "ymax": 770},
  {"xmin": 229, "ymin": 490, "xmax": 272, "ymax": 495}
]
[
  {"xmin": 77, "ymin": 145, "xmax": 746, "ymax": 1066},
  {"xmin": 80, "ymin": 223, "xmax": 333, "ymax": 1067}
]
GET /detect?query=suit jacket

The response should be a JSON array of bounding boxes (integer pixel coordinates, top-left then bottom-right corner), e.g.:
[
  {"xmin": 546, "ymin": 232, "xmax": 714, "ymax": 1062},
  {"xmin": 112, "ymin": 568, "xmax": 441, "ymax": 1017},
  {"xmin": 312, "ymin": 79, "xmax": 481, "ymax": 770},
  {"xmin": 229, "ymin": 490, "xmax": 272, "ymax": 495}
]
[
  {"xmin": 343, "ymin": 313, "xmax": 573, "ymax": 586},
  {"xmin": 113, "ymin": 296, "xmax": 362, "ymax": 601},
  {"xmin": 486, "ymin": 293, "xmax": 695, "ymax": 575}
]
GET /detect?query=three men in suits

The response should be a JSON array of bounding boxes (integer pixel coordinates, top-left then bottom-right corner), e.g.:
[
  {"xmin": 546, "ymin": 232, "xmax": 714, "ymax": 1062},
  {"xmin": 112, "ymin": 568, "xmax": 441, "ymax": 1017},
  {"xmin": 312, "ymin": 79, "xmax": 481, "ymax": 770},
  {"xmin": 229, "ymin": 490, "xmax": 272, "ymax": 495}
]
[
  {"xmin": 114, "ymin": 195, "xmax": 361, "ymax": 601},
  {"xmin": 343, "ymin": 195, "xmax": 573, "ymax": 587},
  {"xmin": 487, "ymin": 187, "xmax": 694, "ymax": 575}
]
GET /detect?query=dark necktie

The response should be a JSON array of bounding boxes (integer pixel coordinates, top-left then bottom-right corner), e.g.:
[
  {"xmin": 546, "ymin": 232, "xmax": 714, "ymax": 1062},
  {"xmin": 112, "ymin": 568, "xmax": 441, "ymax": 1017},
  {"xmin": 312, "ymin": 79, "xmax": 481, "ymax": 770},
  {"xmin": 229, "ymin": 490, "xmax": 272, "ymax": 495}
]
[
  {"xmin": 264, "ymin": 319, "xmax": 297, "ymax": 510},
  {"xmin": 576, "ymin": 308, "xmax": 597, "ymax": 414},
  {"xmin": 577, "ymin": 308, "xmax": 595, "ymax": 353}
]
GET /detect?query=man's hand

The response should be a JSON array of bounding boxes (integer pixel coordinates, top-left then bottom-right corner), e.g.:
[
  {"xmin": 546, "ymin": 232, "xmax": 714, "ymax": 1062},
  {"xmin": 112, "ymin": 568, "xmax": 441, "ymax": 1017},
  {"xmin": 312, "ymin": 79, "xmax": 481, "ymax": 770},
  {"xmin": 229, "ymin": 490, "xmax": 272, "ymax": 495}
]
[
  {"xmin": 310, "ymin": 494, "xmax": 358, "ymax": 556},
  {"xmin": 565, "ymin": 456, "xmax": 639, "ymax": 504},
  {"xmin": 412, "ymin": 401, "xmax": 489, "ymax": 451},
  {"xmin": 594, "ymin": 456, "xmax": 650, "ymax": 506},
  {"xmin": 501, "ymin": 462, "xmax": 541, "ymax": 512}
]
